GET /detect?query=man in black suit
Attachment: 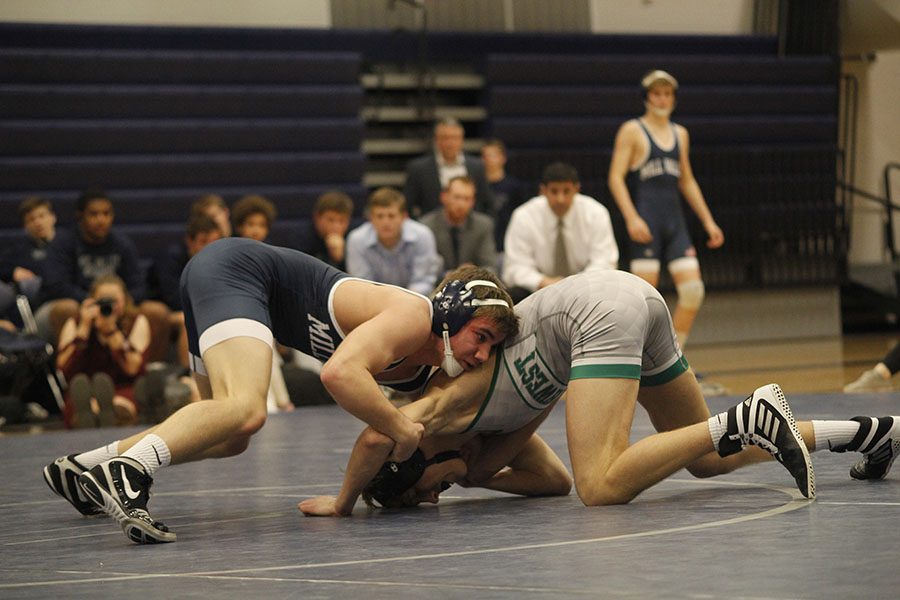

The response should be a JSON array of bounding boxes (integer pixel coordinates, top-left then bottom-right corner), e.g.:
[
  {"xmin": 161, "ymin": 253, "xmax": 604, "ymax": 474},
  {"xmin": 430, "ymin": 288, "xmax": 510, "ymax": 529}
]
[{"xmin": 403, "ymin": 117, "xmax": 494, "ymax": 218}]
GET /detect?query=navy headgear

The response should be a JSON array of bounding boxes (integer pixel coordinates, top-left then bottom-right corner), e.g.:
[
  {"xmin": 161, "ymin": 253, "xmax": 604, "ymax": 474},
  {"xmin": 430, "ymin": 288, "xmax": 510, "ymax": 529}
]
[
  {"xmin": 365, "ymin": 448, "xmax": 462, "ymax": 507},
  {"xmin": 431, "ymin": 279, "xmax": 510, "ymax": 337}
]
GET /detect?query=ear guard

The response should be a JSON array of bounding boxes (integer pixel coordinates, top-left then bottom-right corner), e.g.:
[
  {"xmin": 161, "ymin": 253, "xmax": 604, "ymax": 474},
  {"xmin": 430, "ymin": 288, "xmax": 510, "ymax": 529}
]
[{"xmin": 432, "ymin": 279, "xmax": 510, "ymax": 337}]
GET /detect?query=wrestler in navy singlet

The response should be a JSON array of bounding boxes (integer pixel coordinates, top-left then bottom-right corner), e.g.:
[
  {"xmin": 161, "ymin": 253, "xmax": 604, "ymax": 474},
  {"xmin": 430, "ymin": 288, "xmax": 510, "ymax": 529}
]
[
  {"xmin": 179, "ymin": 238, "xmax": 433, "ymax": 390},
  {"xmin": 626, "ymin": 119, "xmax": 694, "ymax": 264}
]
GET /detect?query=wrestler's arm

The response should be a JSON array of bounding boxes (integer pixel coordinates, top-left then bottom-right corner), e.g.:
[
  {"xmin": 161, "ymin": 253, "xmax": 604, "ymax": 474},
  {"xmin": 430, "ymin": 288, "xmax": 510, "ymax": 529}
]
[
  {"xmin": 467, "ymin": 432, "xmax": 572, "ymax": 497},
  {"xmin": 320, "ymin": 294, "xmax": 432, "ymax": 462},
  {"xmin": 299, "ymin": 357, "xmax": 495, "ymax": 517},
  {"xmin": 461, "ymin": 397, "xmax": 570, "ymax": 496},
  {"xmin": 608, "ymin": 121, "xmax": 651, "ymax": 244},
  {"xmin": 676, "ymin": 126, "xmax": 723, "ymax": 248}
]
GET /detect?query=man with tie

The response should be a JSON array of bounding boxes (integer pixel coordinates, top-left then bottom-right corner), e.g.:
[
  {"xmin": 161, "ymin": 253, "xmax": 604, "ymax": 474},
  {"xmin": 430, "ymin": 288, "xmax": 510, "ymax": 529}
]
[
  {"xmin": 420, "ymin": 176, "xmax": 497, "ymax": 277},
  {"xmin": 502, "ymin": 162, "xmax": 618, "ymax": 303},
  {"xmin": 403, "ymin": 118, "xmax": 494, "ymax": 218}
]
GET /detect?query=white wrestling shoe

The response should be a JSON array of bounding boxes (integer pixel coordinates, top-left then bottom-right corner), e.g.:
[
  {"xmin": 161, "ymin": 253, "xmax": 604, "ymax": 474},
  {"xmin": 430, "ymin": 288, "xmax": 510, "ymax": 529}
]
[{"xmin": 713, "ymin": 383, "xmax": 815, "ymax": 499}]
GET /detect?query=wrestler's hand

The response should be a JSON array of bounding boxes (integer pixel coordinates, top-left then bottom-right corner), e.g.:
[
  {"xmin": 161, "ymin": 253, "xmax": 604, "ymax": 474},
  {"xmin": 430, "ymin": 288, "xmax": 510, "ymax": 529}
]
[
  {"xmin": 298, "ymin": 496, "xmax": 347, "ymax": 517},
  {"xmin": 390, "ymin": 420, "xmax": 425, "ymax": 462},
  {"xmin": 626, "ymin": 216, "xmax": 653, "ymax": 244},
  {"xmin": 705, "ymin": 221, "xmax": 724, "ymax": 249}
]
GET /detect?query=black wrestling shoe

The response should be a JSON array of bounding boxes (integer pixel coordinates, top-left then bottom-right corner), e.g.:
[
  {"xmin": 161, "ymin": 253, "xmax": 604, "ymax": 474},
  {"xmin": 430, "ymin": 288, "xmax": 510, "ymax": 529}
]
[
  {"xmin": 42, "ymin": 454, "xmax": 103, "ymax": 517},
  {"xmin": 715, "ymin": 383, "xmax": 815, "ymax": 499},
  {"xmin": 844, "ymin": 416, "xmax": 900, "ymax": 481},
  {"xmin": 78, "ymin": 457, "xmax": 176, "ymax": 544}
]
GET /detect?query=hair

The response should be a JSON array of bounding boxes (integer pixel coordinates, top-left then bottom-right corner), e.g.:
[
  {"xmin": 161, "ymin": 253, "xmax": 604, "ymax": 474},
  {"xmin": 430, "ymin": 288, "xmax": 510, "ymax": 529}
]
[
  {"xmin": 185, "ymin": 213, "xmax": 221, "ymax": 239},
  {"xmin": 432, "ymin": 265, "xmax": 519, "ymax": 340},
  {"xmin": 18, "ymin": 195, "xmax": 52, "ymax": 222},
  {"xmin": 190, "ymin": 193, "xmax": 228, "ymax": 216},
  {"xmin": 231, "ymin": 194, "xmax": 276, "ymax": 228},
  {"xmin": 481, "ymin": 138, "xmax": 507, "ymax": 155},
  {"xmin": 445, "ymin": 175, "xmax": 476, "ymax": 192},
  {"xmin": 89, "ymin": 273, "xmax": 138, "ymax": 331},
  {"xmin": 366, "ymin": 187, "xmax": 406, "ymax": 213},
  {"xmin": 541, "ymin": 162, "xmax": 580, "ymax": 185},
  {"xmin": 314, "ymin": 191, "xmax": 354, "ymax": 216},
  {"xmin": 76, "ymin": 188, "xmax": 110, "ymax": 213},
  {"xmin": 434, "ymin": 116, "xmax": 463, "ymax": 134}
]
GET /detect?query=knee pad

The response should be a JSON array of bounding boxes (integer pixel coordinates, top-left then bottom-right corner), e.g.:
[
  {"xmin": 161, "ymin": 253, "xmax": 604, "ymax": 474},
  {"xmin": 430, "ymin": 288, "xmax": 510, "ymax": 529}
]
[
  {"xmin": 667, "ymin": 256, "xmax": 699, "ymax": 275},
  {"xmin": 630, "ymin": 258, "xmax": 660, "ymax": 275},
  {"xmin": 676, "ymin": 279, "xmax": 705, "ymax": 310}
]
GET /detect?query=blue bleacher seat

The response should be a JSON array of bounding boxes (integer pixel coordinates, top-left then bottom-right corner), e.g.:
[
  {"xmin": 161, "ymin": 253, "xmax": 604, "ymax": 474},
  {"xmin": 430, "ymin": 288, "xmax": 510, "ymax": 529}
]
[
  {"xmin": 1, "ymin": 118, "xmax": 364, "ymax": 155},
  {"xmin": 0, "ymin": 84, "xmax": 363, "ymax": 119}
]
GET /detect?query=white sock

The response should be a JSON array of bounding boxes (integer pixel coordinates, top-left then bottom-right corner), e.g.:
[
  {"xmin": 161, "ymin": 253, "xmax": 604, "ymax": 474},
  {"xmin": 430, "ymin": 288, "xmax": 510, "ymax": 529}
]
[
  {"xmin": 811, "ymin": 420, "xmax": 860, "ymax": 452},
  {"xmin": 122, "ymin": 434, "xmax": 172, "ymax": 476},
  {"xmin": 708, "ymin": 412, "xmax": 728, "ymax": 451},
  {"xmin": 676, "ymin": 331, "xmax": 688, "ymax": 350},
  {"xmin": 74, "ymin": 441, "xmax": 120, "ymax": 468}
]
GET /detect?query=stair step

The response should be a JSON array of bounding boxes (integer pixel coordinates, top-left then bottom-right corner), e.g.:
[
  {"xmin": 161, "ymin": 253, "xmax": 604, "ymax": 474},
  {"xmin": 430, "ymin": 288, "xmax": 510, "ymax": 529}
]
[
  {"xmin": 364, "ymin": 171, "xmax": 407, "ymax": 188},
  {"xmin": 361, "ymin": 105, "xmax": 487, "ymax": 122},
  {"xmin": 361, "ymin": 72, "xmax": 484, "ymax": 90},
  {"xmin": 362, "ymin": 138, "xmax": 484, "ymax": 155}
]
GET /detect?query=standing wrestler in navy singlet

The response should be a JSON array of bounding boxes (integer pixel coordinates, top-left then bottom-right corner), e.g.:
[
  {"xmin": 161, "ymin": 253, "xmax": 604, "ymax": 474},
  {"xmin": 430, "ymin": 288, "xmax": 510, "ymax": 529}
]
[
  {"xmin": 608, "ymin": 70, "xmax": 724, "ymax": 349},
  {"xmin": 43, "ymin": 236, "xmax": 518, "ymax": 545}
]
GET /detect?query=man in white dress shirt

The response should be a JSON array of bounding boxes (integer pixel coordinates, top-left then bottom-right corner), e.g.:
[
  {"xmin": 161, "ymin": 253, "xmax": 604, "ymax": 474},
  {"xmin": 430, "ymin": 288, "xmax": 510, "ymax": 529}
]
[{"xmin": 502, "ymin": 162, "xmax": 618, "ymax": 302}]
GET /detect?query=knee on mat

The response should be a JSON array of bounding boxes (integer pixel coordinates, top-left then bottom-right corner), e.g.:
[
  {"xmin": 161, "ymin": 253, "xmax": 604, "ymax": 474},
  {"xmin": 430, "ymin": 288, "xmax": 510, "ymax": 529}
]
[
  {"xmin": 676, "ymin": 279, "xmax": 705, "ymax": 311},
  {"xmin": 574, "ymin": 477, "xmax": 635, "ymax": 506}
]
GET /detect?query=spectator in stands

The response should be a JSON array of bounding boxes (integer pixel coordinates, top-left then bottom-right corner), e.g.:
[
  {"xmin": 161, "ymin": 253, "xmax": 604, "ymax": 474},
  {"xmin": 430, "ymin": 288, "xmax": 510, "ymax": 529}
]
[
  {"xmin": 608, "ymin": 70, "xmax": 724, "ymax": 349},
  {"xmin": 232, "ymin": 194, "xmax": 276, "ymax": 243},
  {"xmin": 190, "ymin": 194, "xmax": 232, "ymax": 238},
  {"xmin": 481, "ymin": 139, "xmax": 527, "ymax": 254},
  {"xmin": 845, "ymin": 342, "xmax": 900, "ymax": 393},
  {"xmin": 346, "ymin": 187, "xmax": 440, "ymax": 296},
  {"xmin": 153, "ymin": 214, "xmax": 223, "ymax": 367},
  {"xmin": 37, "ymin": 188, "xmax": 171, "ymax": 362},
  {"xmin": 503, "ymin": 162, "xmax": 618, "ymax": 303},
  {"xmin": 56, "ymin": 274, "xmax": 149, "ymax": 428},
  {"xmin": 420, "ymin": 176, "xmax": 497, "ymax": 277},
  {"xmin": 0, "ymin": 196, "xmax": 56, "ymax": 321},
  {"xmin": 301, "ymin": 190, "xmax": 354, "ymax": 271},
  {"xmin": 404, "ymin": 117, "xmax": 494, "ymax": 217}
]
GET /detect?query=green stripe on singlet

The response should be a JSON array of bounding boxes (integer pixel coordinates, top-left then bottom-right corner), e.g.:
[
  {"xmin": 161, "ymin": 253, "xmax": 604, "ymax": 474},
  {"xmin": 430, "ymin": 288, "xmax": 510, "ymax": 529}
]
[
  {"xmin": 569, "ymin": 356, "xmax": 690, "ymax": 386},
  {"xmin": 569, "ymin": 364, "xmax": 641, "ymax": 380},
  {"xmin": 641, "ymin": 355, "xmax": 690, "ymax": 387}
]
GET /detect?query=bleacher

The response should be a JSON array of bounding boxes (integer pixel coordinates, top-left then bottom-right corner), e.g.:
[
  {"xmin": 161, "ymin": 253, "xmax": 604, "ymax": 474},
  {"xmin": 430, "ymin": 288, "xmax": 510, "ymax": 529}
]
[
  {"xmin": 0, "ymin": 22, "xmax": 840, "ymax": 292},
  {"xmin": 0, "ymin": 41, "xmax": 367, "ymax": 259}
]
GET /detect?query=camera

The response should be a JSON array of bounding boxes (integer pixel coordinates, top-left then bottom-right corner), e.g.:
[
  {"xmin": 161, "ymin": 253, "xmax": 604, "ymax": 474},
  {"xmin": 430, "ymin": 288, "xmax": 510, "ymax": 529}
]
[{"xmin": 96, "ymin": 297, "xmax": 116, "ymax": 317}]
